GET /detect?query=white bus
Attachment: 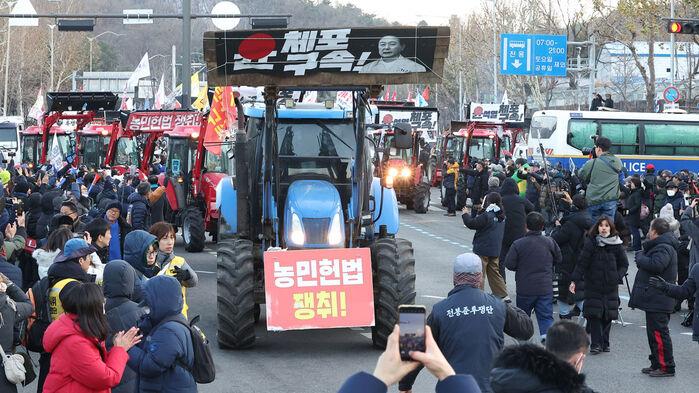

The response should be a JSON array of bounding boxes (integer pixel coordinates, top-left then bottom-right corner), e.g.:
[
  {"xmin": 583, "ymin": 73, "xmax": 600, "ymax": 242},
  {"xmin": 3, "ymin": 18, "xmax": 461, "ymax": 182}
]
[
  {"xmin": 515, "ymin": 110, "xmax": 699, "ymax": 174},
  {"xmin": 0, "ymin": 116, "xmax": 24, "ymax": 158}
]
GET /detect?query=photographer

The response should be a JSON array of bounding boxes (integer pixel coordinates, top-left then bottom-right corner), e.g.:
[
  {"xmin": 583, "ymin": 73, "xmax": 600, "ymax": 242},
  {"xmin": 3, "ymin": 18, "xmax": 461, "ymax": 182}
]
[{"xmin": 578, "ymin": 137, "xmax": 623, "ymax": 222}]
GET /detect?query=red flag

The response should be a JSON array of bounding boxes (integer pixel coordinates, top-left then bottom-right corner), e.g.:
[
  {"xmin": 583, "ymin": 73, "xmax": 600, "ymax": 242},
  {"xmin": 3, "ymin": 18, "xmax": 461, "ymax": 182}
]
[
  {"xmin": 407, "ymin": 90, "xmax": 413, "ymax": 103},
  {"xmin": 384, "ymin": 86, "xmax": 390, "ymax": 101},
  {"xmin": 391, "ymin": 89, "xmax": 397, "ymax": 101},
  {"xmin": 421, "ymin": 86, "xmax": 430, "ymax": 101},
  {"xmin": 204, "ymin": 86, "xmax": 237, "ymax": 156}
]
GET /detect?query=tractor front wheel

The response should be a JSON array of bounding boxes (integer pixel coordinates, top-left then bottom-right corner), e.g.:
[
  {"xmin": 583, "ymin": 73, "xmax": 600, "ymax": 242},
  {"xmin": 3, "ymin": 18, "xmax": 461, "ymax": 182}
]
[
  {"xmin": 217, "ymin": 239, "xmax": 256, "ymax": 349},
  {"xmin": 182, "ymin": 207, "xmax": 206, "ymax": 252},
  {"xmin": 413, "ymin": 182, "xmax": 431, "ymax": 214},
  {"xmin": 371, "ymin": 238, "xmax": 416, "ymax": 349}
]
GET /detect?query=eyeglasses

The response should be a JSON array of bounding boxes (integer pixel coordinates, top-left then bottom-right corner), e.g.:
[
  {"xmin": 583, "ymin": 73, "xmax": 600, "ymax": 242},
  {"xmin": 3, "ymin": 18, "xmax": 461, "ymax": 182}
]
[{"xmin": 147, "ymin": 250, "xmax": 158, "ymax": 257}]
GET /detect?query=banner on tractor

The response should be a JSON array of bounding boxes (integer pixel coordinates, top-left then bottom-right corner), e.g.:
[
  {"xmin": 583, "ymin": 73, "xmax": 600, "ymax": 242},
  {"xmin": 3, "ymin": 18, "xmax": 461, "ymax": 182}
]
[
  {"xmin": 204, "ymin": 26, "xmax": 450, "ymax": 87},
  {"xmin": 378, "ymin": 108, "xmax": 439, "ymax": 143},
  {"xmin": 468, "ymin": 103, "xmax": 525, "ymax": 123},
  {"xmin": 126, "ymin": 111, "xmax": 203, "ymax": 132},
  {"xmin": 263, "ymin": 248, "xmax": 374, "ymax": 331}
]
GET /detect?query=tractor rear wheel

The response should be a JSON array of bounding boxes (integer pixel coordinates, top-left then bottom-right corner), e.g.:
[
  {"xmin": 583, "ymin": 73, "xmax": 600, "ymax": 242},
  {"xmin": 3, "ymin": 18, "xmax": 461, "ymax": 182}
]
[
  {"xmin": 413, "ymin": 182, "xmax": 431, "ymax": 214},
  {"xmin": 371, "ymin": 238, "xmax": 416, "ymax": 349},
  {"xmin": 217, "ymin": 239, "xmax": 256, "ymax": 349},
  {"xmin": 182, "ymin": 207, "xmax": 206, "ymax": 252}
]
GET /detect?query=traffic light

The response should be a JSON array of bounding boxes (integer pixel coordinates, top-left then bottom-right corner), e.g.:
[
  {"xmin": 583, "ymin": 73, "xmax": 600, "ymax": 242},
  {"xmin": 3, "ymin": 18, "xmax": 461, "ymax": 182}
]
[{"xmin": 667, "ymin": 19, "xmax": 699, "ymax": 34}]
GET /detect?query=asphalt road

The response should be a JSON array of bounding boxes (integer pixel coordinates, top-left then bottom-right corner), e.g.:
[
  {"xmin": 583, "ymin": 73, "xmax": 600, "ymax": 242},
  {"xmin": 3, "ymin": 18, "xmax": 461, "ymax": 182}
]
[{"xmin": 182, "ymin": 188, "xmax": 698, "ymax": 393}]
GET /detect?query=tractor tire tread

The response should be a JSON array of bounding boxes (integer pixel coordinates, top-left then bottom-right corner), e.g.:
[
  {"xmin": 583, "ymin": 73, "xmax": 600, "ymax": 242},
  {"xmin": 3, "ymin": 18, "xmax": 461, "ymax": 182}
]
[{"xmin": 217, "ymin": 239, "xmax": 256, "ymax": 349}]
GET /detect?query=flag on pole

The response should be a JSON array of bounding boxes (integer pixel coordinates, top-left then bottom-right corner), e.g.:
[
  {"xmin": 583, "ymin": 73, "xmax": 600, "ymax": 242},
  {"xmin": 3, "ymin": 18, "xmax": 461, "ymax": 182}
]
[
  {"xmin": 205, "ymin": 86, "xmax": 237, "ymax": 155},
  {"xmin": 154, "ymin": 74, "xmax": 165, "ymax": 110},
  {"xmin": 49, "ymin": 134, "xmax": 63, "ymax": 170},
  {"xmin": 383, "ymin": 86, "xmax": 390, "ymax": 101},
  {"xmin": 192, "ymin": 82, "xmax": 209, "ymax": 110},
  {"xmin": 407, "ymin": 89, "xmax": 413, "ymax": 103},
  {"xmin": 415, "ymin": 88, "xmax": 428, "ymax": 107},
  {"xmin": 126, "ymin": 53, "xmax": 150, "ymax": 89},
  {"xmin": 336, "ymin": 91, "xmax": 352, "ymax": 108},
  {"xmin": 302, "ymin": 90, "xmax": 317, "ymax": 103},
  {"xmin": 29, "ymin": 88, "xmax": 45, "ymax": 124},
  {"xmin": 501, "ymin": 91, "xmax": 509, "ymax": 105},
  {"xmin": 390, "ymin": 90, "xmax": 397, "ymax": 101},
  {"xmin": 421, "ymin": 86, "xmax": 430, "ymax": 101}
]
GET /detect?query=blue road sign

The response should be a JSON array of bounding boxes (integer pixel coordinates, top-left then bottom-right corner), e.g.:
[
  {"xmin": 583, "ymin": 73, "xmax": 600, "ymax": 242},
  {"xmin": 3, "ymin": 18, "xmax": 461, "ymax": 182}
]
[
  {"xmin": 663, "ymin": 86, "xmax": 680, "ymax": 103},
  {"xmin": 500, "ymin": 34, "xmax": 567, "ymax": 77}
]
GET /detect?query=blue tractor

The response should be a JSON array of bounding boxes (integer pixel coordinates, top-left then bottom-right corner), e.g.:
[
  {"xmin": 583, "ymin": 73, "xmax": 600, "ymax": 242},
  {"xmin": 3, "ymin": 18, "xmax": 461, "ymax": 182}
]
[{"xmin": 216, "ymin": 87, "xmax": 416, "ymax": 349}]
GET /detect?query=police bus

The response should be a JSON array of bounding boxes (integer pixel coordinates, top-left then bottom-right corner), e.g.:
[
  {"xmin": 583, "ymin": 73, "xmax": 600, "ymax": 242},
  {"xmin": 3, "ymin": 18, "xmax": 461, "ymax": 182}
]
[
  {"xmin": 0, "ymin": 116, "xmax": 23, "ymax": 157},
  {"xmin": 515, "ymin": 109, "xmax": 699, "ymax": 174}
]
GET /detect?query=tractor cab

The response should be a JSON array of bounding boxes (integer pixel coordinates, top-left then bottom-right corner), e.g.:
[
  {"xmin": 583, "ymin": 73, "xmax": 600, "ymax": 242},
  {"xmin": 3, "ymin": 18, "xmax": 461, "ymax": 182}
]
[
  {"xmin": 77, "ymin": 122, "xmax": 114, "ymax": 170},
  {"xmin": 19, "ymin": 125, "xmax": 69, "ymax": 169}
]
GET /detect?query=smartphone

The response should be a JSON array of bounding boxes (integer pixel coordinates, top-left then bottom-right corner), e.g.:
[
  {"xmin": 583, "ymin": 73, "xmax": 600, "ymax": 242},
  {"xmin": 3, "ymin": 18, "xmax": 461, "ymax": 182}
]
[
  {"xmin": 14, "ymin": 202, "xmax": 23, "ymax": 217},
  {"xmin": 398, "ymin": 305, "xmax": 426, "ymax": 361}
]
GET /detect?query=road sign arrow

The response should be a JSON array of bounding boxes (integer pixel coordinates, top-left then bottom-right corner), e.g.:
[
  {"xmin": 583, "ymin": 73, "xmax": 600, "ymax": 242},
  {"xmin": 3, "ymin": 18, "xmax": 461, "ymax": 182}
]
[{"xmin": 512, "ymin": 59, "xmax": 522, "ymax": 68}]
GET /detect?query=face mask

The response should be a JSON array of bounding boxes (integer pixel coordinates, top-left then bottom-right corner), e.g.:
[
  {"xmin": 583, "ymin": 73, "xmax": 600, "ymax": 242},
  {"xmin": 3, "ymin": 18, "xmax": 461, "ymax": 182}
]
[{"xmin": 667, "ymin": 190, "xmax": 676, "ymax": 197}]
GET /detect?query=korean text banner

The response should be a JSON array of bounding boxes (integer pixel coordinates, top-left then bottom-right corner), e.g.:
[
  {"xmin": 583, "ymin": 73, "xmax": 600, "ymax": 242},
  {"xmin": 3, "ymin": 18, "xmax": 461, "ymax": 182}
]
[
  {"xmin": 468, "ymin": 104, "xmax": 525, "ymax": 123},
  {"xmin": 263, "ymin": 248, "xmax": 374, "ymax": 331},
  {"xmin": 204, "ymin": 26, "xmax": 450, "ymax": 87},
  {"xmin": 378, "ymin": 107, "xmax": 439, "ymax": 142},
  {"xmin": 125, "ymin": 111, "xmax": 203, "ymax": 132}
]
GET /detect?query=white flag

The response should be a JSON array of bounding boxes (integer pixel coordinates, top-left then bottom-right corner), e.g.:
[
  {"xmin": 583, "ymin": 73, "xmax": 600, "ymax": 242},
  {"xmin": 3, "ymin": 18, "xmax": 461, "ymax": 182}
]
[
  {"xmin": 154, "ymin": 74, "xmax": 165, "ymax": 110},
  {"xmin": 302, "ymin": 90, "xmax": 317, "ymax": 103},
  {"xmin": 49, "ymin": 134, "xmax": 63, "ymax": 169},
  {"xmin": 28, "ymin": 88, "xmax": 45, "ymax": 123},
  {"xmin": 336, "ymin": 91, "xmax": 352, "ymax": 108},
  {"xmin": 501, "ymin": 91, "xmax": 509, "ymax": 105},
  {"xmin": 126, "ymin": 53, "xmax": 150, "ymax": 89}
]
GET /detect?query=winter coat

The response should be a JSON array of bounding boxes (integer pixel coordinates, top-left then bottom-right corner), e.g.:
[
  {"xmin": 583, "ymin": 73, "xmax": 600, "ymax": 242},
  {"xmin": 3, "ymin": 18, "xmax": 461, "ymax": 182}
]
[
  {"xmin": 463, "ymin": 168, "xmax": 489, "ymax": 205},
  {"xmin": 490, "ymin": 344, "xmax": 598, "ymax": 393},
  {"xmin": 127, "ymin": 276, "xmax": 196, "ymax": 393},
  {"xmin": 42, "ymin": 313, "xmax": 129, "ymax": 393},
  {"xmin": 663, "ymin": 192, "xmax": 686, "ymax": 220},
  {"xmin": 4, "ymin": 225, "xmax": 27, "ymax": 262},
  {"xmin": 340, "ymin": 372, "xmax": 481, "ymax": 393},
  {"xmin": 629, "ymin": 232, "xmax": 678, "ymax": 313},
  {"xmin": 149, "ymin": 189, "xmax": 166, "ymax": 224},
  {"xmin": 37, "ymin": 189, "xmax": 62, "ymax": 240},
  {"xmin": 399, "ymin": 285, "xmax": 533, "ymax": 393},
  {"xmin": 156, "ymin": 253, "xmax": 198, "ymax": 318},
  {"xmin": 462, "ymin": 209, "xmax": 506, "ymax": 257},
  {"xmin": 0, "ymin": 283, "xmax": 33, "ymax": 393},
  {"xmin": 505, "ymin": 231, "xmax": 562, "ymax": 296},
  {"xmin": 665, "ymin": 263, "xmax": 699, "ymax": 341},
  {"xmin": 680, "ymin": 207, "xmax": 699, "ymax": 269},
  {"xmin": 525, "ymin": 172, "xmax": 545, "ymax": 209},
  {"xmin": 33, "ymin": 248, "xmax": 61, "ymax": 279},
  {"xmin": 551, "ymin": 209, "xmax": 593, "ymax": 303},
  {"xmin": 0, "ymin": 257, "xmax": 22, "ymax": 287},
  {"xmin": 118, "ymin": 185, "xmax": 136, "ymax": 214},
  {"xmin": 123, "ymin": 230, "xmax": 159, "ymax": 303},
  {"xmin": 500, "ymin": 178, "xmax": 535, "ymax": 250},
  {"xmin": 572, "ymin": 236, "xmax": 629, "ymax": 320},
  {"xmin": 97, "ymin": 182, "xmax": 117, "ymax": 206},
  {"xmin": 128, "ymin": 193, "xmax": 151, "ymax": 232},
  {"xmin": 104, "ymin": 260, "xmax": 147, "ymax": 393},
  {"xmin": 624, "ymin": 188, "xmax": 643, "ymax": 227},
  {"xmin": 105, "ymin": 213, "xmax": 132, "ymax": 261},
  {"xmin": 26, "ymin": 192, "xmax": 43, "ymax": 239},
  {"xmin": 578, "ymin": 153, "xmax": 623, "ymax": 206}
]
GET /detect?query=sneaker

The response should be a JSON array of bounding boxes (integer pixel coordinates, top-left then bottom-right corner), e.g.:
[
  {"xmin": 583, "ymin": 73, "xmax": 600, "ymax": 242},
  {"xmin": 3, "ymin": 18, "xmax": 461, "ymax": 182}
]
[
  {"xmin": 648, "ymin": 369, "xmax": 675, "ymax": 377},
  {"xmin": 603, "ymin": 346, "xmax": 610, "ymax": 353},
  {"xmin": 641, "ymin": 367, "xmax": 657, "ymax": 374},
  {"xmin": 590, "ymin": 346, "xmax": 602, "ymax": 355}
]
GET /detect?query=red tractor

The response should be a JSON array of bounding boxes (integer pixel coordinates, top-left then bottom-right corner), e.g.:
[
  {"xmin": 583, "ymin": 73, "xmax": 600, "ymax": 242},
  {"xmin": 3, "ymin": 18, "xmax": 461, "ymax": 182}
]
[{"xmin": 124, "ymin": 110, "xmax": 232, "ymax": 252}]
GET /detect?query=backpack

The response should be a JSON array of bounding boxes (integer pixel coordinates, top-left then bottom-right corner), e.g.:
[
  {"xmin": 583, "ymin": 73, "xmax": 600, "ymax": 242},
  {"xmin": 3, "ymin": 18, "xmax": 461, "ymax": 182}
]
[
  {"xmin": 25, "ymin": 277, "xmax": 77, "ymax": 353},
  {"xmin": 153, "ymin": 315, "xmax": 215, "ymax": 384}
]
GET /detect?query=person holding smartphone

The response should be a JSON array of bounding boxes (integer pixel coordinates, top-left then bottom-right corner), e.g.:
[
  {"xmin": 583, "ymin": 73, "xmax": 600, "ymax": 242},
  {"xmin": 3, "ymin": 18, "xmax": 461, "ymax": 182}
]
[{"xmin": 399, "ymin": 253, "xmax": 533, "ymax": 393}]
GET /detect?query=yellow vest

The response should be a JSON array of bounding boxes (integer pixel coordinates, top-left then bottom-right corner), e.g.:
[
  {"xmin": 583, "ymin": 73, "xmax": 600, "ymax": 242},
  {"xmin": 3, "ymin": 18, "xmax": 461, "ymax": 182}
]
[
  {"xmin": 158, "ymin": 256, "xmax": 189, "ymax": 318},
  {"xmin": 48, "ymin": 278, "xmax": 78, "ymax": 321}
]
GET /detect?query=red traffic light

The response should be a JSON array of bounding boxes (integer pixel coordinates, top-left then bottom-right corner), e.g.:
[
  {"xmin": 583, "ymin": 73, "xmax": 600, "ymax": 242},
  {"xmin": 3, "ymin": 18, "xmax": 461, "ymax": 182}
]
[{"xmin": 669, "ymin": 21, "xmax": 682, "ymax": 33}]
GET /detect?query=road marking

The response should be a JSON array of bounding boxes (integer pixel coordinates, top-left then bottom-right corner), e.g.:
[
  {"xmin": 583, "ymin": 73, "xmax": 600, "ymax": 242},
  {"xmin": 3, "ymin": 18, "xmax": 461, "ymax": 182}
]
[
  {"xmin": 360, "ymin": 333, "xmax": 372, "ymax": 340},
  {"xmin": 422, "ymin": 295, "xmax": 446, "ymax": 300},
  {"xmin": 195, "ymin": 270, "xmax": 216, "ymax": 274},
  {"xmin": 400, "ymin": 223, "xmax": 470, "ymax": 250}
]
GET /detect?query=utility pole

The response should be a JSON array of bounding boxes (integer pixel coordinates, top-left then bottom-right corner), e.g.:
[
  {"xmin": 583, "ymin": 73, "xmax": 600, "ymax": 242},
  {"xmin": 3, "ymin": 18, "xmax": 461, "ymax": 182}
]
[
  {"xmin": 671, "ymin": 0, "xmax": 676, "ymax": 86},
  {"xmin": 2, "ymin": 24, "xmax": 10, "ymax": 114},
  {"xmin": 588, "ymin": 36, "xmax": 596, "ymax": 108},
  {"xmin": 458, "ymin": 25, "xmax": 463, "ymax": 121},
  {"xmin": 171, "ymin": 44, "xmax": 177, "ymax": 92},
  {"xmin": 182, "ymin": 0, "xmax": 192, "ymax": 109},
  {"xmin": 491, "ymin": 0, "xmax": 497, "ymax": 103},
  {"xmin": 49, "ymin": 24, "xmax": 55, "ymax": 90}
]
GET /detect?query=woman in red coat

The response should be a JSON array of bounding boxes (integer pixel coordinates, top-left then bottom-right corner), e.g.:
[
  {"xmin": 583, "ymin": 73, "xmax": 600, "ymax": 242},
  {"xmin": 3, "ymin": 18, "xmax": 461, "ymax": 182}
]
[{"xmin": 42, "ymin": 282, "xmax": 142, "ymax": 393}]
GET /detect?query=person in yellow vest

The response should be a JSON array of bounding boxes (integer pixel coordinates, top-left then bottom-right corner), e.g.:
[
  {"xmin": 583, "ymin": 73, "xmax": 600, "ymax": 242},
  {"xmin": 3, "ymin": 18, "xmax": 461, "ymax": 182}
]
[{"xmin": 149, "ymin": 222, "xmax": 198, "ymax": 318}]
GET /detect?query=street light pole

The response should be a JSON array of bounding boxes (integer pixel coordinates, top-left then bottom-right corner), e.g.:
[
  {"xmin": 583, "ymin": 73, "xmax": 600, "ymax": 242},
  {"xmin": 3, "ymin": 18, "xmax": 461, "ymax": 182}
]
[
  {"xmin": 491, "ymin": 0, "xmax": 497, "ymax": 103},
  {"xmin": 49, "ymin": 24, "xmax": 55, "ymax": 90},
  {"xmin": 2, "ymin": 23, "xmax": 10, "ymax": 114},
  {"xmin": 671, "ymin": 0, "xmax": 676, "ymax": 87},
  {"xmin": 87, "ymin": 31, "xmax": 125, "ymax": 72},
  {"xmin": 181, "ymin": 0, "xmax": 192, "ymax": 109}
]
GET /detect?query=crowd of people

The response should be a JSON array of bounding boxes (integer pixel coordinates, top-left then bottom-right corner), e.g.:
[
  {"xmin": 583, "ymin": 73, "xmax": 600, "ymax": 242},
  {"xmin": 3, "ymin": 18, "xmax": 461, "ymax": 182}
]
[
  {"xmin": 376, "ymin": 135, "xmax": 699, "ymax": 393},
  {"xmin": 0, "ymin": 161, "xmax": 200, "ymax": 392}
]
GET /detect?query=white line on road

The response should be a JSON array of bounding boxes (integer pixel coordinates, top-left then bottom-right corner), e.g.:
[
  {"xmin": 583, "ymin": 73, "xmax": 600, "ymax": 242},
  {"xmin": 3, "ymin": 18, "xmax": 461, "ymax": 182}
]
[{"xmin": 195, "ymin": 270, "xmax": 216, "ymax": 274}]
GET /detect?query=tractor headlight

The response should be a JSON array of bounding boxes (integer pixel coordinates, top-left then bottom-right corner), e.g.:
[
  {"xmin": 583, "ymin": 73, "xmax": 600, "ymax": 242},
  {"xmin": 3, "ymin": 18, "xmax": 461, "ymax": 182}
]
[
  {"xmin": 385, "ymin": 175, "xmax": 394, "ymax": 189},
  {"xmin": 289, "ymin": 213, "xmax": 305, "ymax": 246},
  {"xmin": 327, "ymin": 213, "xmax": 343, "ymax": 246},
  {"xmin": 400, "ymin": 167, "xmax": 411, "ymax": 177},
  {"xmin": 388, "ymin": 167, "xmax": 398, "ymax": 177}
]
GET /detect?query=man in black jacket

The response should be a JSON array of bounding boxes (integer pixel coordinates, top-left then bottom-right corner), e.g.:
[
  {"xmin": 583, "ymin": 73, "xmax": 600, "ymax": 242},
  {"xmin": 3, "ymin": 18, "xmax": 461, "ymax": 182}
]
[
  {"xmin": 506, "ymin": 212, "xmax": 562, "ymax": 342},
  {"xmin": 462, "ymin": 161, "xmax": 489, "ymax": 212},
  {"xmin": 629, "ymin": 218, "xmax": 678, "ymax": 377},
  {"xmin": 399, "ymin": 253, "xmax": 533, "ymax": 393},
  {"xmin": 490, "ymin": 321, "xmax": 599, "ymax": 393}
]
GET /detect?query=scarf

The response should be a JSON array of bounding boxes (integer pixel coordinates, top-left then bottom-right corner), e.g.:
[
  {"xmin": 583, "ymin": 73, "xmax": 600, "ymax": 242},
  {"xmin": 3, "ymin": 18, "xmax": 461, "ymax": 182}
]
[
  {"xmin": 596, "ymin": 235, "xmax": 623, "ymax": 247},
  {"xmin": 453, "ymin": 272, "xmax": 482, "ymax": 288}
]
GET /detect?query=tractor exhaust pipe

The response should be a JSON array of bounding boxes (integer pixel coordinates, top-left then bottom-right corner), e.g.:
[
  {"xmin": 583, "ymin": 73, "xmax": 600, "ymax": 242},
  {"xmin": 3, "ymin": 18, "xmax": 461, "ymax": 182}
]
[{"xmin": 235, "ymin": 129, "xmax": 250, "ymax": 238}]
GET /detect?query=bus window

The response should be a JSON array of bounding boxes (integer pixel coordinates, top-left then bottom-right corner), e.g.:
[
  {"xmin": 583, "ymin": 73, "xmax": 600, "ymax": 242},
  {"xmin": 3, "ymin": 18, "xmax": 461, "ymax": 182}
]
[
  {"xmin": 530, "ymin": 116, "xmax": 557, "ymax": 139},
  {"xmin": 600, "ymin": 123, "xmax": 638, "ymax": 155},
  {"xmin": 568, "ymin": 120, "xmax": 597, "ymax": 150},
  {"xmin": 644, "ymin": 123, "xmax": 699, "ymax": 156}
]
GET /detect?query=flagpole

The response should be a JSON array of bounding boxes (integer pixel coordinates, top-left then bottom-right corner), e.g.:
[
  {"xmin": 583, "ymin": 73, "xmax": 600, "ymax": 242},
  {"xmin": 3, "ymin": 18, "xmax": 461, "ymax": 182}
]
[{"xmin": 182, "ymin": 0, "xmax": 192, "ymax": 109}]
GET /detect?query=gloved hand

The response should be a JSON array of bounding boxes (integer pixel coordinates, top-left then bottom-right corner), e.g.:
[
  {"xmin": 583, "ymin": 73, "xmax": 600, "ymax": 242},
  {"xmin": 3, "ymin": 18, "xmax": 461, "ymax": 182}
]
[
  {"xmin": 172, "ymin": 265, "xmax": 192, "ymax": 283},
  {"xmin": 648, "ymin": 276, "xmax": 669, "ymax": 292}
]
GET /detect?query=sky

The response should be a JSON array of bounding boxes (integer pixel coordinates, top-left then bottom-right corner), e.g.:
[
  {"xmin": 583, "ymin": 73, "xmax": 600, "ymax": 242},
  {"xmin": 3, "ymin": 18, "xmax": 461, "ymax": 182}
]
[{"xmin": 332, "ymin": 0, "xmax": 481, "ymax": 25}]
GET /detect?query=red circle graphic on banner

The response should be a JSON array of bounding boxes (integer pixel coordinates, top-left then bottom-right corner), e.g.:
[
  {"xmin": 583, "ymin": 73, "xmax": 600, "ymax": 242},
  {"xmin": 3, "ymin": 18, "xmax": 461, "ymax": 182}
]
[{"xmin": 239, "ymin": 33, "xmax": 276, "ymax": 60}]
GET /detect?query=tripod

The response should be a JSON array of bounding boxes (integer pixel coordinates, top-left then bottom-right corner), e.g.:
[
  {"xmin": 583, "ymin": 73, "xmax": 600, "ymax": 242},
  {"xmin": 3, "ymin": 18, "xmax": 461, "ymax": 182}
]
[{"xmin": 617, "ymin": 273, "xmax": 633, "ymax": 327}]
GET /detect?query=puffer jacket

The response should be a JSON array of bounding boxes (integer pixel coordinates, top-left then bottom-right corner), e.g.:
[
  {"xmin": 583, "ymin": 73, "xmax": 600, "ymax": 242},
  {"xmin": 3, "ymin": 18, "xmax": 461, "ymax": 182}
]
[
  {"xmin": 665, "ymin": 263, "xmax": 699, "ymax": 341},
  {"xmin": 490, "ymin": 344, "xmax": 598, "ymax": 393},
  {"xmin": 462, "ymin": 209, "xmax": 506, "ymax": 257},
  {"xmin": 505, "ymin": 231, "xmax": 562, "ymax": 296},
  {"xmin": 26, "ymin": 192, "xmax": 43, "ymax": 239},
  {"xmin": 500, "ymin": 178, "xmax": 535, "ymax": 249},
  {"xmin": 104, "ymin": 260, "xmax": 147, "ymax": 393},
  {"xmin": 127, "ymin": 276, "xmax": 196, "ymax": 393},
  {"xmin": 629, "ymin": 232, "xmax": 678, "ymax": 313},
  {"xmin": 572, "ymin": 236, "xmax": 628, "ymax": 320},
  {"xmin": 42, "ymin": 313, "xmax": 129, "ymax": 393},
  {"xmin": 33, "ymin": 248, "xmax": 61, "ymax": 279},
  {"xmin": 123, "ymin": 230, "xmax": 159, "ymax": 302},
  {"xmin": 128, "ymin": 193, "xmax": 151, "ymax": 231},
  {"xmin": 551, "ymin": 209, "xmax": 593, "ymax": 303},
  {"xmin": 37, "ymin": 189, "xmax": 62, "ymax": 240},
  {"xmin": 578, "ymin": 152, "xmax": 622, "ymax": 206},
  {"xmin": 0, "ymin": 283, "xmax": 33, "ymax": 393}
]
